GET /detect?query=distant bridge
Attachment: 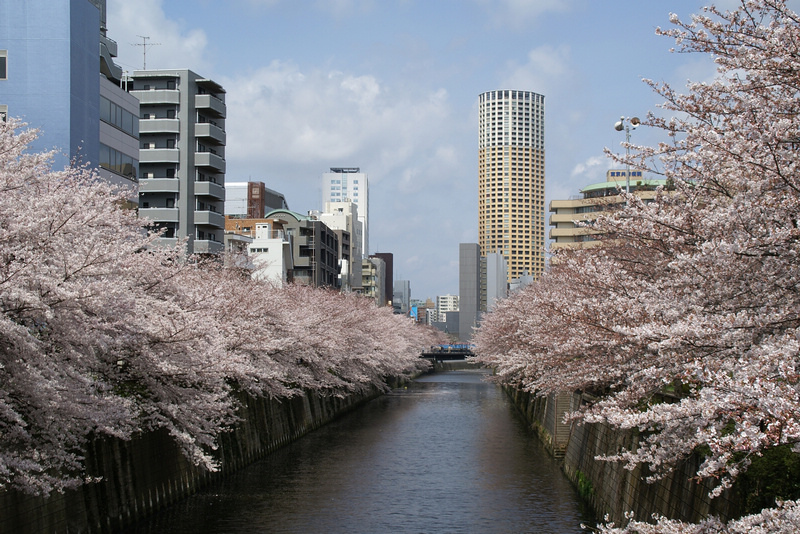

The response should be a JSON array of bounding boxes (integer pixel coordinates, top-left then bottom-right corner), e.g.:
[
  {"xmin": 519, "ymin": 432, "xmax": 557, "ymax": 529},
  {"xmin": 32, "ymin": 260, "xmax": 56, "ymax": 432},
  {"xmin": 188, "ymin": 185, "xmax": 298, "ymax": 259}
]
[{"xmin": 421, "ymin": 344, "xmax": 475, "ymax": 361}]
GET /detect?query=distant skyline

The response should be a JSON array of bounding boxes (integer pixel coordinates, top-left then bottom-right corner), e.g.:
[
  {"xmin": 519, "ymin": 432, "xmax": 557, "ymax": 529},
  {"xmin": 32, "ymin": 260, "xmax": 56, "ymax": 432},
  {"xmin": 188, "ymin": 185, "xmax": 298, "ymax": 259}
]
[{"xmin": 106, "ymin": 0, "xmax": 748, "ymax": 299}]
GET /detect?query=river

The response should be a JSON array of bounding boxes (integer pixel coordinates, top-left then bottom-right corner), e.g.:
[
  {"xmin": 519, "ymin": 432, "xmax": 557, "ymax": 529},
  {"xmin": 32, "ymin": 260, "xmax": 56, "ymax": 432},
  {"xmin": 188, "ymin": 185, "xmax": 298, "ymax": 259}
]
[{"xmin": 128, "ymin": 369, "xmax": 593, "ymax": 533}]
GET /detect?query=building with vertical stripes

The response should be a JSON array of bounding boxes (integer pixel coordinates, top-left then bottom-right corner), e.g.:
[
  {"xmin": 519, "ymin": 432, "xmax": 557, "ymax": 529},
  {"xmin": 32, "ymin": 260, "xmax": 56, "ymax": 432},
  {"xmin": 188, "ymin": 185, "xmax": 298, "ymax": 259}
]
[{"xmin": 478, "ymin": 89, "xmax": 545, "ymax": 282}]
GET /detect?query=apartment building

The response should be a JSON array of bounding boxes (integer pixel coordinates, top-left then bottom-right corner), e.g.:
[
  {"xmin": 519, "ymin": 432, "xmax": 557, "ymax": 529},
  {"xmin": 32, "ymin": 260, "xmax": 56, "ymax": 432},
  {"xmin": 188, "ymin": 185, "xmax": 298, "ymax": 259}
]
[
  {"xmin": 361, "ymin": 256, "xmax": 386, "ymax": 306},
  {"xmin": 478, "ymin": 89, "xmax": 546, "ymax": 282},
  {"xmin": 130, "ymin": 69, "xmax": 226, "ymax": 254},
  {"xmin": 549, "ymin": 169, "xmax": 667, "ymax": 250}
]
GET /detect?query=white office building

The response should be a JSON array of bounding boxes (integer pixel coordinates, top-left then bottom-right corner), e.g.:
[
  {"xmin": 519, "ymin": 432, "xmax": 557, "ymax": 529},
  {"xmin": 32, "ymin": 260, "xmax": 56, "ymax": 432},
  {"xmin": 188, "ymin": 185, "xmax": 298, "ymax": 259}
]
[{"xmin": 322, "ymin": 167, "xmax": 369, "ymax": 257}]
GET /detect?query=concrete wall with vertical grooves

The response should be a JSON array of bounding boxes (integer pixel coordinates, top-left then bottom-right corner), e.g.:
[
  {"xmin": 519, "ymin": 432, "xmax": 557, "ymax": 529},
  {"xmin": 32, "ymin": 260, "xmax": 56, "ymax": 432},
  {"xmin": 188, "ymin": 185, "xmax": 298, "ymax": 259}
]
[
  {"xmin": 0, "ymin": 386, "xmax": 385, "ymax": 534},
  {"xmin": 505, "ymin": 387, "xmax": 742, "ymax": 525}
]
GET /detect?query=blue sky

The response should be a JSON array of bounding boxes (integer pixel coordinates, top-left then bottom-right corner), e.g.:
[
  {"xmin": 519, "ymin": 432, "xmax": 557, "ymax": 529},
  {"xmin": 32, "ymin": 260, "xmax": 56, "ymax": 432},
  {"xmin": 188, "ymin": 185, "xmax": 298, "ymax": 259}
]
[{"xmin": 108, "ymin": 0, "xmax": 737, "ymax": 300}]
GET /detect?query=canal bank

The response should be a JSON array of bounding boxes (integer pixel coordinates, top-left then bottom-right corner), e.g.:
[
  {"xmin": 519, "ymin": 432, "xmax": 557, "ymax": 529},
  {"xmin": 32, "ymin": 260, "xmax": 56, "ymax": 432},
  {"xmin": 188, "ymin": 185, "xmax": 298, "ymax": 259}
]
[
  {"xmin": 125, "ymin": 369, "xmax": 593, "ymax": 533},
  {"xmin": 505, "ymin": 387, "xmax": 742, "ymax": 526},
  {"xmin": 0, "ymin": 384, "xmax": 394, "ymax": 534}
]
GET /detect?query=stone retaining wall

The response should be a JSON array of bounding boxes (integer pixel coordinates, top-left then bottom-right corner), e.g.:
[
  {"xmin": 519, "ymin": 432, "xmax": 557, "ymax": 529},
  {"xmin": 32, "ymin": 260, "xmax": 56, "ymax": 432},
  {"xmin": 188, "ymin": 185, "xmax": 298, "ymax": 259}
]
[
  {"xmin": 0, "ymin": 386, "xmax": 385, "ymax": 534},
  {"xmin": 506, "ymin": 387, "xmax": 742, "ymax": 526}
]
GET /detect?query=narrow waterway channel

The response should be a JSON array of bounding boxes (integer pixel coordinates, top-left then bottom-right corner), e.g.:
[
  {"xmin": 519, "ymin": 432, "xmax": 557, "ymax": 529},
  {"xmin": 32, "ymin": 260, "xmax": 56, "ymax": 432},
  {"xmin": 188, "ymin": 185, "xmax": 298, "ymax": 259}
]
[{"xmin": 129, "ymin": 369, "xmax": 593, "ymax": 533}]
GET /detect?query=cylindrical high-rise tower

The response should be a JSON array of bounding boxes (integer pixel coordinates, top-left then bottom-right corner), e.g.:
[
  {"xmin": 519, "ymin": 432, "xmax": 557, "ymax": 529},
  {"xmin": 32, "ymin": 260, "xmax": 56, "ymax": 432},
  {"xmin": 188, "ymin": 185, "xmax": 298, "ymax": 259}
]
[{"xmin": 478, "ymin": 90, "xmax": 545, "ymax": 282}]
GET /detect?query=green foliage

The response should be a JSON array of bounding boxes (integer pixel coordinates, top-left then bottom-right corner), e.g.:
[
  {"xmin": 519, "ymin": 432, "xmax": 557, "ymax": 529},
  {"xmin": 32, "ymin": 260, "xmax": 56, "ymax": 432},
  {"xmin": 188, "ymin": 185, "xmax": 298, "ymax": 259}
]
[
  {"xmin": 574, "ymin": 469, "xmax": 595, "ymax": 500},
  {"xmin": 736, "ymin": 445, "xmax": 800, "ymax": 516}
]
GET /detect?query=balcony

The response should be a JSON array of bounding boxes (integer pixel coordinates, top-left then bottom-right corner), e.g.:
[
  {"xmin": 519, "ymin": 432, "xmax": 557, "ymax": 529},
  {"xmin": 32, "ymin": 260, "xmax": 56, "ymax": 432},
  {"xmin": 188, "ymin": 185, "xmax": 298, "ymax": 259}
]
[
  {"xmin": 139, "ymin": 178, "xmax": 180, "ymax": 194},
  {"xmin": 550, "ymin": 227, "xmax": 598, "ymax": 238},
  {"xmin": 194, "ymin": 151, "xmax": 225, "ymax": 172},
  {"xmin": 194, "ymin": 210, "xmax": 225, "ymax": 229},
  {"xmin": 131, "ymin": 89, "xmax": 180, "ymax": 105},
  {"xmin": 549, "ymin": 212, "xmax": 597, "ymax": 224},
  {"xmin": 192, "ymin": 239, "xmax": 224, "ymax": 255},
  {"xmin": 195, "ymin": 94, "xmax": 226, "ymax": 118},
  {"xmin": 140, "ymin": 118, "xmax": 180, "ymax": 134},
  {"xmin": 138, "ymin": 207, "xmax": 179, "ymax": 223},
  {"xmin": 195, "ymin": 122, "xmax": 226, "ymax": 145},
  {"xmin": 194, "ymin": 180, "xmax": 225, "ymax": 200},
  {"xmin": 140, "ymin": 148, "xmax": 179, "ymax": 164}
]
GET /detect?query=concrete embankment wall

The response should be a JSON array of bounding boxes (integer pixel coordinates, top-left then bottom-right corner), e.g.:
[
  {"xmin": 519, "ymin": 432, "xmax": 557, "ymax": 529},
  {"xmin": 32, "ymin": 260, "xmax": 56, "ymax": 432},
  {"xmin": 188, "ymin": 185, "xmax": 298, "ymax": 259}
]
[
  {"xmin": 0, "ymin": 386, "xmax": 386, "ymax": 534},
  {"xmin": 506, "ymin": 387, "xmax": 742, "ymax": 526}
]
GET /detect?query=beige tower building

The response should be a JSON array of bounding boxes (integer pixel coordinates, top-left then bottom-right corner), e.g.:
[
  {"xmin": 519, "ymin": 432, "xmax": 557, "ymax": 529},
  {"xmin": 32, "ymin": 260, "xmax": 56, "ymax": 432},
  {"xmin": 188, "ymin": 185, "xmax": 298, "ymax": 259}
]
[{"xmin": 478, "ymin": 90, "xmax": 546, "ymax": 282}]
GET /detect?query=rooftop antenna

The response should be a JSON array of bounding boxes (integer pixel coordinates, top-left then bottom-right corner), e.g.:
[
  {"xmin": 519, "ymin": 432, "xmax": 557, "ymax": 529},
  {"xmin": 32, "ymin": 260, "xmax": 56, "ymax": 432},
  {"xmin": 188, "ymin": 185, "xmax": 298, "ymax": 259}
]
[{"xmin": 132, "ymin": 35, "xmax": 160, "ymax": 70}]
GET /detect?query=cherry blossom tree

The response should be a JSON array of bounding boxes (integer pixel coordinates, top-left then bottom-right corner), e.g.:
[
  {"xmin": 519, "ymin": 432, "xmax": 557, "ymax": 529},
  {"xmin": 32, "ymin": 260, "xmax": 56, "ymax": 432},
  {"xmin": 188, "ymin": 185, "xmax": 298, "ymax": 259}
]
[
  {"xmin": 476, "ymin": 0, "xmax": 800, "ymax": 531},
  {"xmin": 0, "ymin": 119, "xmax": 435, "ymax": 495}
]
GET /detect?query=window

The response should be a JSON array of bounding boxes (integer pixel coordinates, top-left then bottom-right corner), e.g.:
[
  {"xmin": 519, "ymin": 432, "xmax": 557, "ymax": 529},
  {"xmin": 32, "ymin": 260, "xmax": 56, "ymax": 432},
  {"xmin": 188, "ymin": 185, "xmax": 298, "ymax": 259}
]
[
  {"xmin": 0, "ymin": 51, "xmax": 6, "ymax": 80},
  {"xmin": 0, "ymin": 105, "xmax": 6, "ymax": 122}
]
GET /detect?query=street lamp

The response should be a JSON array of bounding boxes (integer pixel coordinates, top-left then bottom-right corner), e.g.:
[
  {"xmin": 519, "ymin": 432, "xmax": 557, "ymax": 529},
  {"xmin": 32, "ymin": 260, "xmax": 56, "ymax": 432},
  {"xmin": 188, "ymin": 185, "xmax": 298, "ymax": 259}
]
[{"xmin": 614, "ymin": 116, "xmax": 641, "ymax": 194}]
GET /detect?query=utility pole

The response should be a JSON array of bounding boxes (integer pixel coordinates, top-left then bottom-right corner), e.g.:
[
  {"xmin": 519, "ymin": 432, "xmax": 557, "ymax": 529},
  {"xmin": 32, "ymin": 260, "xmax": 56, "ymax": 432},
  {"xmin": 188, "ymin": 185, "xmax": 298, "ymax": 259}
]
[{"xmin": 132, "ymin": 35, "xmax": 160, "ymax": 70}]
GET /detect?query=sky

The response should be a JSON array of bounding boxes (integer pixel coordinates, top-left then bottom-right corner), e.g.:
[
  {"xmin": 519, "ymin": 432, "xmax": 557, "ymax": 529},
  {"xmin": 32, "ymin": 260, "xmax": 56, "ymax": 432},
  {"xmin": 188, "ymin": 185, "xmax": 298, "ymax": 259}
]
[{"xmin": 106, "ymin": 0, "xmax": 742, "ymax": 300}]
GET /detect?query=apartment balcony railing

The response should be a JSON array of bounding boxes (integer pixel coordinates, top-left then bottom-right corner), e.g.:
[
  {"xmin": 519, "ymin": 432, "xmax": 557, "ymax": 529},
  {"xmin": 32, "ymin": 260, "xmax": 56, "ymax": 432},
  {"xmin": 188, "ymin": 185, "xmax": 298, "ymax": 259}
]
[
  {"xmin": 193, "ymin": 239, "xmax": 224, "ymax": 255},
  {"xmin": 195, "ymin": 122, "xmax": 226, "ymax": 145},
  {"xmin": 194, "ymin": 180, "xmax": 225, "ymax": 200},
  {"xmin": 139, "ymin": 178, "xmax": 180, "ymax": 194},
  {"xmin": 140, "ymin": 118, "xmax": 180, "ymax": 134},
  {"xmin": 195, "ymin": 94, "xmax": 226, "ymax": 118},
  {"xmin": 140, "ymin": 148, "xmax": 179, "ymax": 164},
  {"xmin": 131, "ymin": 89, "xmax": 180, "ymax": 105},
  {"xmin": 138, "ymin": 207, "xmax": 179, "ymax": 223},
  {"xmin": 194, "ymin": 151, "xmax": 225, "ymax": 172},
  {"xmin": 194, "ymin": 210, "xmax": 225, "ymax": 229}
]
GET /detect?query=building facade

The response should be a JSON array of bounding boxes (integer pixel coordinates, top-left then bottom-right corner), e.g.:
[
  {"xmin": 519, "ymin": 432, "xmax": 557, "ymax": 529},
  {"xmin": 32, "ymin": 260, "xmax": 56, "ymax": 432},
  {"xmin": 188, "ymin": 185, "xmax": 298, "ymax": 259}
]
[
  {"xmin": 478, "ymin": 89, "xmax": 545, "ymax": 282},
  {"xmin": 459, "ymin": 243, "xmax": 481, "ymax": 341},
  {"xmin": 435, "ymin": 294, "xmax": 459, "ymax": 323},
  {"xmin": 371, "ymin": 252, "xmax": 393, "ymax": 307},
  {"xmin": 225, "ymin": 181, "xmax": 288, "ymax": 219},
  {"xmin": 392, "ymin": 280, "xmax": 411, "ymax": 315},
  {"xmin": 481, "ymin": 252, "xmax": 508, "ymax": 312},
  {"xmin": 361, "ymin": 256, "xmax": 386, "ymax": 306},
  {"xmin": 322, "ymin": 168, "xmax": 369, "ymax": 257},
  {"xmin": 0, "ymin": 0, "xmax": 139, "ymax": 189},
  {"xmin": 130, "ymin": 69, "xmax": 226, "ymax": 254},
  {"xmin": 319, "ymin": 201, "xmax": 363, "ymax": 290},
  {"xmin": 549, "ymin": 169, "xmax": 667, "ymax": 250}
]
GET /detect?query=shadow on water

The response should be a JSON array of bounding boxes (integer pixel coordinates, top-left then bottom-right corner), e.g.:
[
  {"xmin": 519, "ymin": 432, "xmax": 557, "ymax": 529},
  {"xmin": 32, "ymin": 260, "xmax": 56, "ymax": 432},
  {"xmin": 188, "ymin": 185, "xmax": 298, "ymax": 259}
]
[{"xmin": 128, "ymin": 369, "xmax": 594, "ymax": 534}]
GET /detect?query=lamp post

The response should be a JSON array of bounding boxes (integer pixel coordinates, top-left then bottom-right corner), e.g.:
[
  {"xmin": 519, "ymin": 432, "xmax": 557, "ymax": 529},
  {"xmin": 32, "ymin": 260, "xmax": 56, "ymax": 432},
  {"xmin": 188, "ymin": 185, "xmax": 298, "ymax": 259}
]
[{"xmin": 614, "ymin": 116, "xmax": 640, "ymax": 194}]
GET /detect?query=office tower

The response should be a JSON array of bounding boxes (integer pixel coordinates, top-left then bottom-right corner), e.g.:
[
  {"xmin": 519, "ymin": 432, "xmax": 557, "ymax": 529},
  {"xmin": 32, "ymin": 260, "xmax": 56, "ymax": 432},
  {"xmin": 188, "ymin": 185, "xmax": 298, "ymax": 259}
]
[
  {"xmin": 130, "ymin": 69, "xmax": 226, "ymax": 254},
  {"xmin": 482, "ymin": 252, "xmax": 508, "ymax": 311},
  {"xmin": 459, "ymin": 243, "xmax": 481, "ymax": 341},
  {"xmin": 322, "ymin": 168, "xmax": 369, "ymax": 257},
  {"xmin": 0, "ymin": 0, "xmax": 139, "ymax": 188},
  {"xmin": 478, "ymin": 89, "xmax": 545, "ymax": 282},
  {"xmin": 392, "ymin": 280, "xmax": 411, "ymax": 315}
]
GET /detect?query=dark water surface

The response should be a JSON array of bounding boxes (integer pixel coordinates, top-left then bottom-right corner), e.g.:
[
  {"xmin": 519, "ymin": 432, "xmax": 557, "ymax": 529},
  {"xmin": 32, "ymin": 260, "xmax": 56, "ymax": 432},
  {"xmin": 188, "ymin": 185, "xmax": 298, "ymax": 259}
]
[{"xmin": 130, "ymin": 370, "xmax": 593, "ymax": 533}]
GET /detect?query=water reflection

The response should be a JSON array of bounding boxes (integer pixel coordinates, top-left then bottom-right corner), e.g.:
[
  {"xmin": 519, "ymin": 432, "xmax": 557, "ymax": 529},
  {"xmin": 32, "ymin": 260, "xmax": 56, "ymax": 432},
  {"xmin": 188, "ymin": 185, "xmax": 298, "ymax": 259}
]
[{"xmin": 130, "ymin": 370, "xmax": 593, "ymax": 533}]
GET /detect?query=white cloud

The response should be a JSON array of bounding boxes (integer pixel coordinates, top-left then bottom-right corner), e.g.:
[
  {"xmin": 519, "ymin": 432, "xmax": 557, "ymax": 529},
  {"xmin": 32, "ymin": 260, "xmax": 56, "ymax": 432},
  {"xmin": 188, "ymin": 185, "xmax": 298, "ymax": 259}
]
[
  {"xmin": 221, "ymin": 62, "xmax": 461, "ymax": 189},
  {"xmin": 474, "ymin": 0, "xmax": 574, "ymax": 29},
  {"xmin": 500, "ymin": 45, "xmax": 573, "ymax": 97},
  {"xmin": 107, "ymin": 0, "xmax": 212, "ymax": 75},
  {"xmin": 312, "ymin": 0, "xmax": 377, "ymax": 17}
]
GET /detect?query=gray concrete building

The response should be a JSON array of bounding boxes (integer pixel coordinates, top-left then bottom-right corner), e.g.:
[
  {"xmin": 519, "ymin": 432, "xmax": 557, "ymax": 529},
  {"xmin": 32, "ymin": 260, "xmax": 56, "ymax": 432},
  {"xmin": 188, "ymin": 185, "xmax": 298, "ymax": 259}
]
[
  {"xmin": 266, "ymin": 209, "xmax": 341, "ymax": 288},
  {"xmin": 393, "ymin": 280, "xmax": 411, "ymax": 315},
  {"xmin": 130, "ymin": 69, "xmax": 226, "ymax": 254},
  {"xmin": 459, "ymin": 243, "xmax": 481, "ymax": 341}
]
